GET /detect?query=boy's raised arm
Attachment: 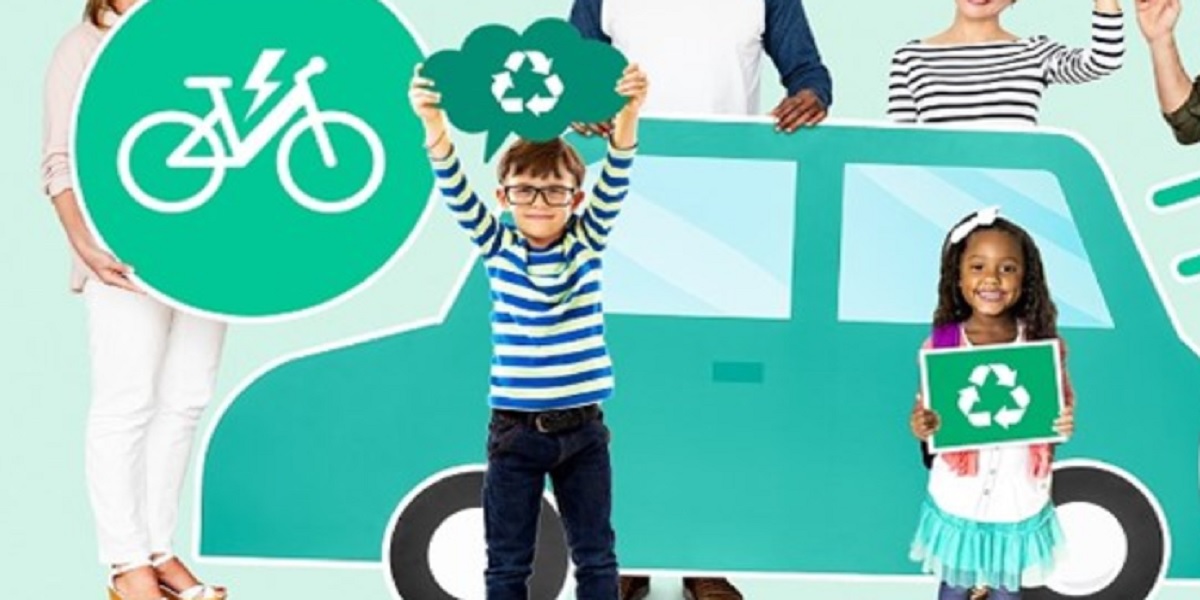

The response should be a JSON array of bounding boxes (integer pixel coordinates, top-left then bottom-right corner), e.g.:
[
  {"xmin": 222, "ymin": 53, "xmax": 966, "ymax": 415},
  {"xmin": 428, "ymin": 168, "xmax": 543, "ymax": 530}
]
[
  {"xmin": 410, "ymin": 64, "xmax": 510, "ymax": 256},
  {"xmin": 575, "ymin": 64, "xmax": 646, "ymax": 251}
]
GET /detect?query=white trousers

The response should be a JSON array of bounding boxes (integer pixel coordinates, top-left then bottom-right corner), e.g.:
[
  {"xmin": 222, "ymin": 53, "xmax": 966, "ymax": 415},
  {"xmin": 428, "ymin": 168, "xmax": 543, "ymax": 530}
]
[{"xmin": 82, "ymin": 280, "xmax": 227, "ymax": 564}]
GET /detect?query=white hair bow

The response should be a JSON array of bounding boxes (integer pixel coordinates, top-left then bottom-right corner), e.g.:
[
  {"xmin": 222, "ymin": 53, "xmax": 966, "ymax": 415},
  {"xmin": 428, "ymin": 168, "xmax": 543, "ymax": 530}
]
[{"xmin": 949, "ymin": 206, "xmax": 1001, "ymax": 244}]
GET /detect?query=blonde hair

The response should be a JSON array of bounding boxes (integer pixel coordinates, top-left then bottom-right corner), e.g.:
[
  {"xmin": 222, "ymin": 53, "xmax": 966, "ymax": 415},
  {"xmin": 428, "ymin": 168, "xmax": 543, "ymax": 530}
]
[{"xmin": 83, "ymin": 0, "xmax": 116, "ymax": 28}]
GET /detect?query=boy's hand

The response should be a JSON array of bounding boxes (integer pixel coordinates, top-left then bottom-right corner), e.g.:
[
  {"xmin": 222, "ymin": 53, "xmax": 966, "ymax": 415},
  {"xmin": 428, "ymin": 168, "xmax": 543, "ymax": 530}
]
[
  {"xmin": 609, "ymin": 63, "xmax": 647, "ymax": 150},
  {"xmin": 1054, "ymin": 404, "xmax": 1075, "ymax": 439},
  {"xmin": 571, "ymin": 121, "xmax": 614, "ymax": 138},
  {"xmin": 911, "ymin": 394, "xmax": 940, "ymax": 441},
  {"xmin": 615, "ymin": 63, "xmax": 649, "ymax": 115},
  {"xmin": 408, "ymin": 63, "xmax": 446, "ymax": 134}
]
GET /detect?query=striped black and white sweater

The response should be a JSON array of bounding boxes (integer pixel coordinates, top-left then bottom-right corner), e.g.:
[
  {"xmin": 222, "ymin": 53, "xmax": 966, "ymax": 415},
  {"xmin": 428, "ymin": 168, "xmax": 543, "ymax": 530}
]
[{"xmin": 887, "ymin": 11, "xmax": 1124, "ymax": 126}]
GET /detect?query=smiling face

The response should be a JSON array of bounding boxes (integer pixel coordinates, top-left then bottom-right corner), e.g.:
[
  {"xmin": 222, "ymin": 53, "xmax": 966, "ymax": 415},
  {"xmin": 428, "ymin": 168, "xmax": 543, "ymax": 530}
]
[
  {"xmin": 955, "ymin": 0, "xmax": 1015, "ymax": 21},
  {"xmin": 496, "ymin": 171, "xmax": 584, "ymax": 248},
  {"xmin": 958, "ymin": 228, "xmax": 1025, "ymax": 319},
  {"xmin": 494, "ymin": 138, "xmax": 587, "ymax": 249}
]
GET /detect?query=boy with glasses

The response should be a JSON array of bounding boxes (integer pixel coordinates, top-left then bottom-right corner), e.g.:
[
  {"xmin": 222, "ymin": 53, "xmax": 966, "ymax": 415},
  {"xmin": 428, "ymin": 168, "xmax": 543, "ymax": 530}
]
[{"xmin": 408, "ymin": 62, "xmax": 648, "ymax": 599}]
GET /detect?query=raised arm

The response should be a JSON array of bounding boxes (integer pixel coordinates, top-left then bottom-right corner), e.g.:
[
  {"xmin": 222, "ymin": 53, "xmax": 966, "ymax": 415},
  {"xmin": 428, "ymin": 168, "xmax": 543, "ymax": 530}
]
[
  {"xmin": 410, "ymin": 65, "xmax": 510, "ymax": 255},
  {"xmin": 1136, "ymin": 0, "xmax": 1200, "ymax": 143},
  {"xmin": 573, "ymin": 146, "xmax": 634, "ymax": 252},
  {"xmin": 572, "ymin": 64, "xmax": 644, "ymax": 251},
  {"xmin": 429, "ymin": 149, "xmax": 511, "ymax": 256},
  {"xmin": 1043, "ymin": 4, "xmax": 1126, "ymax": 85}
]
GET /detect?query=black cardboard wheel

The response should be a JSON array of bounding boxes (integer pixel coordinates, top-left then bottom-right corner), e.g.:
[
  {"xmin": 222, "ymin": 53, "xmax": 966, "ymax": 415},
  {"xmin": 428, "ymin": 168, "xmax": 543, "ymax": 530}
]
[
  {"xmin": 385, "ymin": 468, "xmax": 570, "ymax": 599},
  {"xmin": 1023, "ymin": 463, "xmax": 1166, "ymax": 600}
]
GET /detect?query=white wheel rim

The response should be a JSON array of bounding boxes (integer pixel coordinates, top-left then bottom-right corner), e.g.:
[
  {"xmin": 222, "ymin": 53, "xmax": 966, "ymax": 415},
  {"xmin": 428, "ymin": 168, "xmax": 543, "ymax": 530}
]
[
  {"xmin": 1045, "ymin": 501, "xmax": 1128, "ymax": 596},
  {"xmin": 427, "ymin": 507, "xmax": 487, "ymax": 600},
  {"xmin": 118, "ymin": 111, "xmax": 225, "ymax": 214},
  {"xmin": 277, "ymin": 111, "xmax": 384, "ymax": 214}
]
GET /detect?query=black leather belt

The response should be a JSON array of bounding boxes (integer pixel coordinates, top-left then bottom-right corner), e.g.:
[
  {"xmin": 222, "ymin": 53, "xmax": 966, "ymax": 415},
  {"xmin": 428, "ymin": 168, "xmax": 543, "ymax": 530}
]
[{"xmin": 493, "ymin": 404, "xmax": 601, "ymax": 434}]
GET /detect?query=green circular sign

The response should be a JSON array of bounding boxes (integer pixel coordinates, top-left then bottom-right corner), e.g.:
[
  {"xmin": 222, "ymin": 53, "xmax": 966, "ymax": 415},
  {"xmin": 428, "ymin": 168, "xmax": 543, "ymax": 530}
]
[{"xmin": 75, "ymin": 0, "xmax": 432, "ymax": 320}]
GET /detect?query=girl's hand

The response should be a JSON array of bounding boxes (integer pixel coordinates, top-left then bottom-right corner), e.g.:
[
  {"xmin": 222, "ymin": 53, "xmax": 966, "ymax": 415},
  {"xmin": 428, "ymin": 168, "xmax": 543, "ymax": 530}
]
[
  {"xmin": 1054, "ymin": 404, "xmax": 1075, "ymax": 439},
  {"xmin": 911, "ymin": 394, "xmax": 941, "ymax": 441},
  {"xmin": 1136, "ymin": 0, "xmax": 1181, "ymax": 44}
]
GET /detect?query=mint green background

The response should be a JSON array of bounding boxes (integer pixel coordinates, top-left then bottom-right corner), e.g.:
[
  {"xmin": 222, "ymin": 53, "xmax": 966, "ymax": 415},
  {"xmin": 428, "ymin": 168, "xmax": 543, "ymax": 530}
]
[
  {"xmin": 926, "ymin": 344, "xmax": 1062, "ymax": 450},
  {"xmin": 5, "ymin": 1, "xmax": 1200, "ymax": 598},
  {"xmin": 75, "ymin": 0, "xmax": 431, "ymax": 318}
]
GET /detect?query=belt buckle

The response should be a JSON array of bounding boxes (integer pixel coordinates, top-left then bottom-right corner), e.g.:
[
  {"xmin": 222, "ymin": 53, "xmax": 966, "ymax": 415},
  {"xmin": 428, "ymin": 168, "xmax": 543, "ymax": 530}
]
[{"xmin": 535, "ymin": 410, "xmax": 579, "ymax": 434}]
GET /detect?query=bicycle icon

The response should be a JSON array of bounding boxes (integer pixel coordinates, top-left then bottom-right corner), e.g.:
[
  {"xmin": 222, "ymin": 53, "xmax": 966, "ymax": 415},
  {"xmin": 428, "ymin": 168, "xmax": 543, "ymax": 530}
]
[{"xmin": 117, "ymin": 53, "xmax": 385, "ymax": 214}]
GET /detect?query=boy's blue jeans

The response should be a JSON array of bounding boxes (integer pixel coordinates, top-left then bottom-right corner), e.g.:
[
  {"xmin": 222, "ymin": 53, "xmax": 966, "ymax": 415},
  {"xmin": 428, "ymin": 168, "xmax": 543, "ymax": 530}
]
[
  {"xmin": 483, "ymin": 407, "xmax": 617, "ymax": 600},
  {"xmin": 939, "ymin": 582, "xmax": 1021, "ymax": 600}
]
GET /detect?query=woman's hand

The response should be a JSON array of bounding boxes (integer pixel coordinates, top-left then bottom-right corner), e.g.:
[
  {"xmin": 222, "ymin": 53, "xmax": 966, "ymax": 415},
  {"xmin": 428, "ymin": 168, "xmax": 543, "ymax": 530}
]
[{"xmin": 77, "ymin": 242, "xmax": 140, "ymax": 293}]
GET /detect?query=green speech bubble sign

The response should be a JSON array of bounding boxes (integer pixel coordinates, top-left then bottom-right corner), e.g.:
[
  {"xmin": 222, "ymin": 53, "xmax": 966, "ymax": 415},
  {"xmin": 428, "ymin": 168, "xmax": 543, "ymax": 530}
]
[{"xmin": 423, "ymin": 18, "xmax": 628, "ymax": 160}]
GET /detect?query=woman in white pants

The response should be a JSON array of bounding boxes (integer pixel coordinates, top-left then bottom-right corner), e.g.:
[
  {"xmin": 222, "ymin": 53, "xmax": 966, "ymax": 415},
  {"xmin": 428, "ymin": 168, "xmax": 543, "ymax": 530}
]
[{"xmin": 42, "ymin": 2, "xmax": 229, "ymax": 599}]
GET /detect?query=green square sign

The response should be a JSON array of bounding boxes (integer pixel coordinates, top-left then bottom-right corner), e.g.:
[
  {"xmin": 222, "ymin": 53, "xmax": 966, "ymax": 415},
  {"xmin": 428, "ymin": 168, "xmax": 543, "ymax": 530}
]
[{"xmin": 920, "ymin": 340, "xmax": 1066, "ymax": 452}]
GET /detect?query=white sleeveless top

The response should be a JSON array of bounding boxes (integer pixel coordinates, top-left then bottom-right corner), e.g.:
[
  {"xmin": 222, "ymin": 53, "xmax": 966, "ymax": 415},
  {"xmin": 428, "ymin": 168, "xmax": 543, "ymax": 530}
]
[{"xmin": 927, "ymin": 324, "xmax": 1053, "ymax": 523}]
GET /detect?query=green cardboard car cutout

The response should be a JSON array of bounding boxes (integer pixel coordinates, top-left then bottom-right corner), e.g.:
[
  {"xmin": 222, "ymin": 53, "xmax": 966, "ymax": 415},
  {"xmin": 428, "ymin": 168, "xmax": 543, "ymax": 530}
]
[{"xmin": 197, "ymin": 118, "xmax": 1200, "ymax": 600}]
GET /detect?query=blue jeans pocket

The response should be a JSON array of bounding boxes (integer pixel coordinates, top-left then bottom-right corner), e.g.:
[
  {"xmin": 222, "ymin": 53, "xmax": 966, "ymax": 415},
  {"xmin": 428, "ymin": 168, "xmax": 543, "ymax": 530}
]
[{"xmin": 487, "ymin": 415, "xmax": 522, "ymax": 458}]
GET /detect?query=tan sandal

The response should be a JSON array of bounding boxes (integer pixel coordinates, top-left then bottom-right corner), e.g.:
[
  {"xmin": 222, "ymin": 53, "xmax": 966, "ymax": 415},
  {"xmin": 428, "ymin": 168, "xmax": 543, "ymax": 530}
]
[
  {"xmin": 150, "ymin": 554, "xmax": 227, "ymax": 600},
  {"xmin": 108, "ymin": 560, "xmax": 166, "ymax": 600}
]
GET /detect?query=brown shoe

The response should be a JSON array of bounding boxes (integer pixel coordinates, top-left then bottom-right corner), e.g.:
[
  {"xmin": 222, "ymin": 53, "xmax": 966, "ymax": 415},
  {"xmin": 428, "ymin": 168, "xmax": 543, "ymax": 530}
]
[
  {"xmin": 619, "ymin": 575, "xmax": 650, "ymax": 600},
  {"xmin": 683, "ymin": 577, "xmax": 743, "ymax": 600}
]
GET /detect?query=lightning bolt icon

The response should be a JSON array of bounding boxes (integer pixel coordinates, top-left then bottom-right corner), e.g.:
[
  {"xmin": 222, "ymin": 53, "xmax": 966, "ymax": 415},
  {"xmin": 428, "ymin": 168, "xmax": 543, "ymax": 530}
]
[{"xmin": 244, "ymin": 49, "xmax": 286, "ymax": 118}]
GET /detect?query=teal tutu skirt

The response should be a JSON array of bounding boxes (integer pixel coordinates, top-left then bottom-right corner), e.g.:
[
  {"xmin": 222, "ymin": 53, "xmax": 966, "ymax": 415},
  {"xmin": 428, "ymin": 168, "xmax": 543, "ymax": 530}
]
[{"xmin": 910, "ymin": 496, "xmax": 1064, "ymax": 590}]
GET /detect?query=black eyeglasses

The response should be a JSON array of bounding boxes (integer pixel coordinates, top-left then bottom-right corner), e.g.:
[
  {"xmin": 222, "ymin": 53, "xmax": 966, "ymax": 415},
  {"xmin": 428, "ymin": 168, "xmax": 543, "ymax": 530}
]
[{"xmin": 503, "ymin": 185, "xmax": 576, "ymax": 207}]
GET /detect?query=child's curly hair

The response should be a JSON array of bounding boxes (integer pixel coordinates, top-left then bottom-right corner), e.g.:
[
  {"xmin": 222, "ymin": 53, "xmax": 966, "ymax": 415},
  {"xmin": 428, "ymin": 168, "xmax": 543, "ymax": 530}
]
[{"xmin": 933, "ymin": 213, "xmax": 1059, "ymax": 341}]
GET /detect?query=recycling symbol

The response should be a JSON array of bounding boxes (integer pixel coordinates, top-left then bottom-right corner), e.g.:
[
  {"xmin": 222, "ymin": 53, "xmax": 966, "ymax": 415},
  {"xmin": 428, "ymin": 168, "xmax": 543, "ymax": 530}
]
[
  {"xmin": 491, "ymin": 50, "xmax": 565, "ymax": 116},
  {"xmin": 958, "ymin": 363, "xmax": 1031, "ymax": 429}
]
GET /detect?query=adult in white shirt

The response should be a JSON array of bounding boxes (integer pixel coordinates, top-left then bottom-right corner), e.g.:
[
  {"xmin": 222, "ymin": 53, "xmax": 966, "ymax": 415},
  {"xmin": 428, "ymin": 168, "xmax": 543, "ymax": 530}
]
[
  {"xmin": 570, "ymin": 0, "xmax": 833, "ymax": 137},
  {"xmin": 42, "ymin": 2, "xmax": 228, "ymax": 598},
  {"xmin": 568, "ymin": 2, "xmax": 834, "ymax": 598}
]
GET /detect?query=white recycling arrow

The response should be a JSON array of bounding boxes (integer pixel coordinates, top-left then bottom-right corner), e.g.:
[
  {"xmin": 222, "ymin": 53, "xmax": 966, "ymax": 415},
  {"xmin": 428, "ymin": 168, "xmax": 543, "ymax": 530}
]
[
  {"xmin": 491, "ymin": 72, "xmax": 523, "ymax": 114},
  {"xmin": 527, "ymin": 95, "xmax": 557, "ymax": 116},
  {"xmin": 543, "ymin": 74, "xmax": 564, "ymax": 98},
  {"xmin": 958, "ymin": 386, "xmax": 979, "ymax": 415},
  {"xmin": 958, "ymin": 387, "xmax": 993, "ymax": 428},
  {"xmin": 995, "ymin": 406, "xmax": 1024, "ymax": 429},
  {"xmin": 969, "ymin": 365, "xmax": 991, "ymax": 387},
  {"xmin": 527, "ymin": 50, "xmax": 554, "ymax": 75},
  {"xmin": 491, "ymin": 71, "xmax": 513, "ymax": 95},
  {"xmin": 992, "ymin": 364, "xmax": 1018, "ymax": 387},
  {"xmin": 490, "ymin": 50, "xmax": 565, "ymax": 116},
  {"xmin": 1010, "ymin": 386, "xmax": 1030, "ymax": 409},
  {"xmin": 958, "ymin": 362, "xmax": 1032, "ymax": 430},
  {"xmin": 504, "ymin": 51, "xmax": 526, "ymax": 72}
]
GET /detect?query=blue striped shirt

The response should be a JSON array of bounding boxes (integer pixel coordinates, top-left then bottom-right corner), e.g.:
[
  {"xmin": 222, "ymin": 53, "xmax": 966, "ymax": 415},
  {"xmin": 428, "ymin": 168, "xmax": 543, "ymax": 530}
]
[{"xmin": 431, "ymin": 144, "xmax": 635, "ymax": 410}]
